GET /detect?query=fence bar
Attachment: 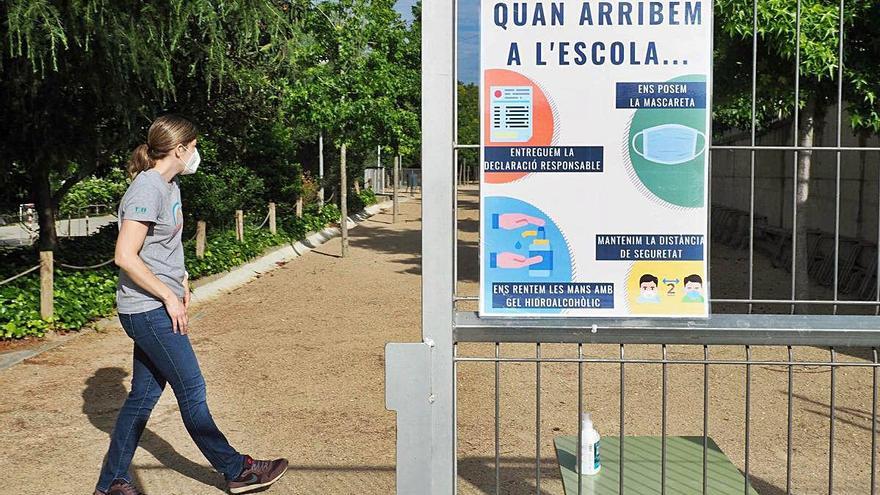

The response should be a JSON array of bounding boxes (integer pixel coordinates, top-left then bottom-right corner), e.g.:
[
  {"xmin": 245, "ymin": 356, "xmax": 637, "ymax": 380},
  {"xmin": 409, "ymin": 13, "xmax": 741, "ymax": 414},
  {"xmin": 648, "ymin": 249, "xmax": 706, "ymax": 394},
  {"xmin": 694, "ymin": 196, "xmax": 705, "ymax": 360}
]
[
  {"xmin": 454, "ymin": 312, "xmax": 880, "ymax": 347},
  {"xmin": 455, "ymin": 143, "xmax": 880, "ymax": 152},
  {"xmin": 619, "ymin": 344, "xmax": 625, "ymax": 495},
  {"xmin": 744, "ymin": 345, "xmax": 752, "ymax": 495},
  {"xmin": 832, "ymin": 0, "xmax": 845, "ymax": 315},
  {"xmin": 457, "ymin": 296, "xmax": 880, "ymax": 307},
  {"xmin": 495, "ymin": 342, "xmax": 501, "ymax": 495},
  {"xmin": 872, "ymin": 348, "xmax": 878, "ymax": 495},
  {"xmin": 786, "ymin": 346, "xmax": 794, "ymax": 495},
  {"xmin": 661, "ymin": 344, "xmax": 668, "ymax": 495},
  {"xmin": 712, "ymin": 298, "xmax": 880, "ymax": 306},
  {"xmin": 535, "ymin": 343, "xmax": 541, "ymax": 494},
  {"xmin": 791, "ymin": 0, "xmax": 802, "ymax": 315},
  {"xmin": 702, "ymin": 345, "xmax": 709, "ymax": 495},
  {"xmin": 577, "ymin": 343, "xmax": 583, "ymax": 495},
  {"xmin": 711, "ymin": 145, "xmax": 880, "ymax": 152},
  {"xmin": 829, "ymin": 347, "xmax": 837, "ymax": 494},
  {"xmin": 747, "ymin": 0, "xmax": 757, "ymax": 314}
]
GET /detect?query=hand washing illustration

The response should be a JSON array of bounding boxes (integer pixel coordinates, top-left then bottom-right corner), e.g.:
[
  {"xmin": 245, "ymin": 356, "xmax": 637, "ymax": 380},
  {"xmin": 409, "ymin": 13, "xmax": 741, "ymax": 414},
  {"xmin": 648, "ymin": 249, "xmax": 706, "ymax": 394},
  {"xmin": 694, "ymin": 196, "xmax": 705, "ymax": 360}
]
[
  {"xmin": 487, "ymin": 215, "xmax": 553, "ymax": 276},
  {"xmin": 483, "ymin": 197, "xmax": 573, "ymax": 314}
]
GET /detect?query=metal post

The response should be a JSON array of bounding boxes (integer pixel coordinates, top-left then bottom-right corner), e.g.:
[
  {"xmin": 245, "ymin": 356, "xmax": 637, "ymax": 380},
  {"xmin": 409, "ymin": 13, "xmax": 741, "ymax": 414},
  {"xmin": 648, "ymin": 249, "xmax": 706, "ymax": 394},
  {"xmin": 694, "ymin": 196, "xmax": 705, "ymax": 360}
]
[{"xmin": 421, "ymin": 0, "xmax": 455, "ymax": 490}]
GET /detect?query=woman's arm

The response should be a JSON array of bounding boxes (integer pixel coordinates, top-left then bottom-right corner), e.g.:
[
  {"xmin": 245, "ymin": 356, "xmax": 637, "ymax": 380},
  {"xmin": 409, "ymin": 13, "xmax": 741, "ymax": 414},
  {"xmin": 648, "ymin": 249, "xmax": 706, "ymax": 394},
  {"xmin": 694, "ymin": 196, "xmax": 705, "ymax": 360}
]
[{"xmin": 115, "ymin": 219, "xmax": 189, "ymax": 334}]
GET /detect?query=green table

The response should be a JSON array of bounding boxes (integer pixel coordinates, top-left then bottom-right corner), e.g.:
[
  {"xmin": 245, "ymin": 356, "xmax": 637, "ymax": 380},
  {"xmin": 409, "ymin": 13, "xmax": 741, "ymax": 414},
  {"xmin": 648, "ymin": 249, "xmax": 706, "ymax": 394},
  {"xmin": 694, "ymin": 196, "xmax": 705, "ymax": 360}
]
[{"xmin": 554, "ymin": 436, "xmax": 759, "ymax": 495}]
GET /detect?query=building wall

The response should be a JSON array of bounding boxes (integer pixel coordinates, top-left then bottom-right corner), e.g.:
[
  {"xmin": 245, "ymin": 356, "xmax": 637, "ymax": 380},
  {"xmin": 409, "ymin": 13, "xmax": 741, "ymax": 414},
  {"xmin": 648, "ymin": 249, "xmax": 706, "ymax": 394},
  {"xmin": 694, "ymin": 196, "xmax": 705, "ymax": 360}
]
[{"xmin": 711, "ymin": 104, "xmax": 880, "ymax": 243}]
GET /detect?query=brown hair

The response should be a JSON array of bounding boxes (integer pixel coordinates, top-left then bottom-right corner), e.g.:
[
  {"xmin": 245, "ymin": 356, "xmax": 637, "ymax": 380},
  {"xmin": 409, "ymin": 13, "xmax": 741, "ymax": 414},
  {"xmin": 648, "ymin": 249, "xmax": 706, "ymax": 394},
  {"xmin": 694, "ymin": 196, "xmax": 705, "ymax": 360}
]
[{"xmin": 127, "ymin": 114, "xmax": 198, "ymax": 178}]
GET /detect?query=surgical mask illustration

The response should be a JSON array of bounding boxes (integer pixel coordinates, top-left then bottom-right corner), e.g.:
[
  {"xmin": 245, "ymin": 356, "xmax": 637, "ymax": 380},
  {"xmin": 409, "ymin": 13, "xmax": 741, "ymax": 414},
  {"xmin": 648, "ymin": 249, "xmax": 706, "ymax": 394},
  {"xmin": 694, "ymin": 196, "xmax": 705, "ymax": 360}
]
[
  {"xmin": 526, "ymin": 227, "xmax": 553, "ymax": 277},
  {"xmin": 490, "ymin": 86, "xmax": 533, "ymax": 143},
  {"xmin": 631, "ymin": 124, "xmax": 706, "ymax": 165}
]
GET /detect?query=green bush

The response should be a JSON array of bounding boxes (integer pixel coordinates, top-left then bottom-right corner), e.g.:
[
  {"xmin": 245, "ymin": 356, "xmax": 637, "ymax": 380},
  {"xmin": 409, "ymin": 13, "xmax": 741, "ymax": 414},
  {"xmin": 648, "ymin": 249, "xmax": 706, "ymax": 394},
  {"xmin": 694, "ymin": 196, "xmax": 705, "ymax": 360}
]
[
  {"xmin": 0, "ymin": 202, "xmax": 346, "ymax": 339},
  {"xmin": 59, "ymin": 169, "xmax": 128, "ymax": 216}
]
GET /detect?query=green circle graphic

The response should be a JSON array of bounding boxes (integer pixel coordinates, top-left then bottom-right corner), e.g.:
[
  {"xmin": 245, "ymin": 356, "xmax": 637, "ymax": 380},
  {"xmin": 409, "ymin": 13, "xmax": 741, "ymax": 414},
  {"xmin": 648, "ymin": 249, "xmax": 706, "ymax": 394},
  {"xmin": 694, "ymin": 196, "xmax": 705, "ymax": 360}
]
[{"xmin": 628, "ymin": 74, "xmax": 707, "ymax": 208}]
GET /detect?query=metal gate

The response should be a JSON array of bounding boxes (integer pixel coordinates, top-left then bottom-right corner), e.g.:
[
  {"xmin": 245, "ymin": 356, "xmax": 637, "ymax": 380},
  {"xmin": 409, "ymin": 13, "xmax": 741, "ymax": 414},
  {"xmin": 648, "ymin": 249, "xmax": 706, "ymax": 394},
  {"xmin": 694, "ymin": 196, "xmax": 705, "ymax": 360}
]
[{"xmin": 386, "ymin": 1, "xmax": 880, "ymax": 494}]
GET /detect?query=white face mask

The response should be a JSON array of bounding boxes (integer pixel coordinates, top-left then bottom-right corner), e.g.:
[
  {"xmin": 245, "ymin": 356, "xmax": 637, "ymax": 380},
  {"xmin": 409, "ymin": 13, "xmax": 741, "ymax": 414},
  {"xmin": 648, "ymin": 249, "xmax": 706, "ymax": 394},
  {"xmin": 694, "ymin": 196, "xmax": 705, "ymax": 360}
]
[{"xmin": 181, "ymin": 148, "xmax": 201, "ymax": 175}]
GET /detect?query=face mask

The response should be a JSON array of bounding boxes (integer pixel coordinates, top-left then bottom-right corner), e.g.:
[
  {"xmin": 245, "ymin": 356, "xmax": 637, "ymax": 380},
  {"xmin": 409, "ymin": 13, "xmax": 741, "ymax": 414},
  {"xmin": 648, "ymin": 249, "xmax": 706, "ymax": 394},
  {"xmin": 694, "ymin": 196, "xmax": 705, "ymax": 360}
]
[
  {"xmin": 640, "ymin": 289, "xmax": 657, "ymax": 299},
  {"xmin": 687, "ymin": 288, "xmax": 701, "ymax": 297},
  {"xmin": 632, "ymin": 124, "xmax": 706, "ymax": 165},
  {"xmin": 181, "ymin": 148, "xmax": 201, "ymax": 175}
]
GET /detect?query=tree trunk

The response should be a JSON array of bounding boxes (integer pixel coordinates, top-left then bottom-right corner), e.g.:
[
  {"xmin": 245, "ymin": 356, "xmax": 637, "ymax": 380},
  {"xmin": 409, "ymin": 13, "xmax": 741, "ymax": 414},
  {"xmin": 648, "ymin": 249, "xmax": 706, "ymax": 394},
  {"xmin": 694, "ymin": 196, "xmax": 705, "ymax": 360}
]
[
  {"xmin": 794, "ymin": 95, "xmax": 818, "ymax": 312},
  {"xmin": 33, "ymin": 165, "xmax": 58, "ymax": 252},
  {"xmin": 340, "ymin": 144, "xmax": 349, "ymax": 258},
  {"xmin": 318, "ymin": 132, "xmax": 325, "ymax": 207}
]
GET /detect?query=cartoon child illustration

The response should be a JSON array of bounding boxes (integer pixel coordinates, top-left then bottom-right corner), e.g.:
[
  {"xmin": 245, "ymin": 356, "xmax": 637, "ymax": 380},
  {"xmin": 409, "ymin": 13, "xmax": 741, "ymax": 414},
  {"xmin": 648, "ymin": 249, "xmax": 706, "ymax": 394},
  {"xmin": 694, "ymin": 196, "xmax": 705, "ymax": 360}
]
[
  {"xmin": 637, "ymin": 274, "xmax": 660, "ymax": 304},
  {"xmin": 682, "ymin": 274, "xmax": 705, "ymax": 303}
]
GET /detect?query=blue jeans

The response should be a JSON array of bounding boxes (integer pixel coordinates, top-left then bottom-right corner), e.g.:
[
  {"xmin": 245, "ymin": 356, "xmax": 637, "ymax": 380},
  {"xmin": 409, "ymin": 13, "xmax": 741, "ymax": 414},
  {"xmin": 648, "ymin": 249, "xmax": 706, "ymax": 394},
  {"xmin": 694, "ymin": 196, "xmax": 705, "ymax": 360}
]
[{"xmin": 96, "ymin": 307, "xmax": 244, "ymax": 491}]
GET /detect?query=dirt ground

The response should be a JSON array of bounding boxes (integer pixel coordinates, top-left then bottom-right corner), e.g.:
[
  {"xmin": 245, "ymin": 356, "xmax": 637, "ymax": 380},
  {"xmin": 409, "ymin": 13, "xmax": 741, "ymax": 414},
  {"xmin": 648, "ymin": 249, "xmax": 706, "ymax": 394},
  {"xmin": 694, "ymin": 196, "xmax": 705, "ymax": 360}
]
[{"xmin": 0, "ymin": 190, "xmax": 877, "ymax": 494}]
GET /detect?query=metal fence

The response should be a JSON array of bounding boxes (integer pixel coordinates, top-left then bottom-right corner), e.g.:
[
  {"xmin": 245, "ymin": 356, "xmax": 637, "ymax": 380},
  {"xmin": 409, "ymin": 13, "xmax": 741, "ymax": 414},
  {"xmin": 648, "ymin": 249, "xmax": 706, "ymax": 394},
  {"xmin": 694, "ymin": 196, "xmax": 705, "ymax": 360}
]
[{"xmin": 385, "ymin": 1, "xmax": 880, "ymax": 494}]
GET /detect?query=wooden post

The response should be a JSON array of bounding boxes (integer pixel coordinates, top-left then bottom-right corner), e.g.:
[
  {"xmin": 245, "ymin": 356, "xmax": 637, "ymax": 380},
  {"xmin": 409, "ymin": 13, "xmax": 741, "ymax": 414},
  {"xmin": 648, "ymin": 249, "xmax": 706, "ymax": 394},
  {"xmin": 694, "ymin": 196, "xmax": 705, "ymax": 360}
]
[
  {"xmin": 295, "ymin": 197, "xmax": 303, "ymax": 219},
  {"xmin": 196, "ymin": 221, "xmax": 207, "ymax": 259},
  {"xmin": 235, "ymin": 210, "xmax": 244, "ymax": 242},
  {"xmin": 340, "ymin": 144, "xmax": 349, "ymax": 258},
  {"xmin": 40, "ymin": 251, "xmax": 53, "ymax": 320},
  {"xmin": 393, "ymin": 155, "xmax": 400, "ymax": 223},
  {"xmin": 268, "ymin": 202, "xmax": 277, "ymax": 234}
]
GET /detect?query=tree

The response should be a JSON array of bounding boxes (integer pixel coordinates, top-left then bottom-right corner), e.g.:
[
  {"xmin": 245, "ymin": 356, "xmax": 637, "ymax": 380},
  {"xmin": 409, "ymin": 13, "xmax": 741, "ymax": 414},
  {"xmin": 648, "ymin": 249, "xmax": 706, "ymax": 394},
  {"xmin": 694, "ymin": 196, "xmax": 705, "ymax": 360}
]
[
  {"xmin": 0, "ymin": 0, "xmax": 301, "ymax": 251},
  {"xmin": 714, "ymin": 0, "xmax": 880, "ymax": 307}
]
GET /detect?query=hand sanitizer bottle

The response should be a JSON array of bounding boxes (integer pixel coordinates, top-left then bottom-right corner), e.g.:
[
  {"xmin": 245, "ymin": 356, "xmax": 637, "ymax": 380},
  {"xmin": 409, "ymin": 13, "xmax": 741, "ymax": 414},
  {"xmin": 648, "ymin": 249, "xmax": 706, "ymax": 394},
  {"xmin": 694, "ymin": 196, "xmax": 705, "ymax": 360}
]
[
  {"xmin": 578, "ymin": 412, "xmax": 601, "ymax": 475},
  {"xmin": 528, "ymin": 227, "xmax": 553, "ymax": 277}
]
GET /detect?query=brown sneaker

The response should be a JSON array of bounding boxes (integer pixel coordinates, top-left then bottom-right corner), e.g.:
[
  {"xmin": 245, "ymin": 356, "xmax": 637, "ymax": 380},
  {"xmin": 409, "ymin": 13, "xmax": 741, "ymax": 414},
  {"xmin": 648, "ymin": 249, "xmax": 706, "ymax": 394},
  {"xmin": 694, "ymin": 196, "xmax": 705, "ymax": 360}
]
[
  {"xmin": 95, "ymin": 479, "xmax": 145, "ymax": 495},
  {"xmin": 227, "ymin": 455, "xmax": 288, "ymax": 494}
]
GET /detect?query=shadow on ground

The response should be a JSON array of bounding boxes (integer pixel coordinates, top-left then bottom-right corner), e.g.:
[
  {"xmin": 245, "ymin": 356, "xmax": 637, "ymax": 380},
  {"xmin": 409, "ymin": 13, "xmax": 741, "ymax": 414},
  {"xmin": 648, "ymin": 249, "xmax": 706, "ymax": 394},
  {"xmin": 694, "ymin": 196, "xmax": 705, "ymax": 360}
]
[
  {"xmin": 458, "ymin": 456, "xmax": 786, "ymax": 495},
  {"xmin": 83, "ymin": 368, "xmax": 226, "ymax": 490}
]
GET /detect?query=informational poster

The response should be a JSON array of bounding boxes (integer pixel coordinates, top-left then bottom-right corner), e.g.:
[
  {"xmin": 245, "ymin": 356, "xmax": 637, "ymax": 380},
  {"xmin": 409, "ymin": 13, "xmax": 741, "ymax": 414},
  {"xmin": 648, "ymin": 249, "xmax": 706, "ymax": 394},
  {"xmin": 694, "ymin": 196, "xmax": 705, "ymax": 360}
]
[{"xmin": 480, "ymin": 0, "xmax": 712, "ymax": 317}]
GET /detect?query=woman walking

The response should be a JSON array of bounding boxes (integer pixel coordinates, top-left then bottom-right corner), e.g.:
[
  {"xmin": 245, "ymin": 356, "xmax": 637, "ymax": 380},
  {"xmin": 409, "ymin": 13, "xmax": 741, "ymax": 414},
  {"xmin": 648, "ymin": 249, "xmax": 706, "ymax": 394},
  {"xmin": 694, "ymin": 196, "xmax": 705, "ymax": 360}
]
[{"xmin": 94, "ymin": 115, "xmax": 287, "ymax": 495}]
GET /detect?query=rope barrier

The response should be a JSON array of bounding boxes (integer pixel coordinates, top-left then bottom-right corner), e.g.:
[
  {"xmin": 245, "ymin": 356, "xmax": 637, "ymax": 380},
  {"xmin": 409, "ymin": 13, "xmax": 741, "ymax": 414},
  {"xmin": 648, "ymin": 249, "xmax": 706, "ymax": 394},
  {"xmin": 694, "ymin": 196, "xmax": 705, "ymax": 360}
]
[
  {"xmin": 0, "ymin": 265, "xmax": 40, "ymax": 286},
  {"xmin": 57, "ymin": 258, "xmax": 116, "ymax": 270},
  {"xmin": 256, "ymin": 211, "xmax": 271, "ymax": 230}
]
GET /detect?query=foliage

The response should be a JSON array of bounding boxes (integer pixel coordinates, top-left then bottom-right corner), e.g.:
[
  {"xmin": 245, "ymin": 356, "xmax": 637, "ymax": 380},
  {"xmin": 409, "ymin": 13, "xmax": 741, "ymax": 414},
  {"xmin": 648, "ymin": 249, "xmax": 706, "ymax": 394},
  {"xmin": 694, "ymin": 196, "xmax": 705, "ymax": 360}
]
[
  {"xmin": 458, "ymin": 82, "xmax": 480, "ymax": 167},
  {"xmin": 0, "ymin": 203, "xmax": 349, "ymax": 339},
  {"xmin": 180, "ymin": 164, "xmax": 266, "ymax": 228},
  {"xmin": 714, "ymin": 0, "xmax": 880, "ymax": 133},
  {"xmin": 58, "ymin": 169, "xmax": 128, "ymax": 216},
  {"xmin": 0, "ymin": 0, "xmax": 303, "ymax": 250},
  {"xmin": 350, "ymin": 188, "xmax": 378, "ymax": 213}
]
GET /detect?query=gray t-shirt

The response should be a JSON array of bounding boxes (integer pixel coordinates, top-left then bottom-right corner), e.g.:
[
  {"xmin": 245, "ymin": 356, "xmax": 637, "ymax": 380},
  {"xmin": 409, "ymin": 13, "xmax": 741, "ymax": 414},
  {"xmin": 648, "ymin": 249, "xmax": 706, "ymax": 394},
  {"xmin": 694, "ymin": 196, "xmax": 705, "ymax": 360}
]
[{"xmin": 116, "ymin": 169, "xmax": 185, "ymax": 314}]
